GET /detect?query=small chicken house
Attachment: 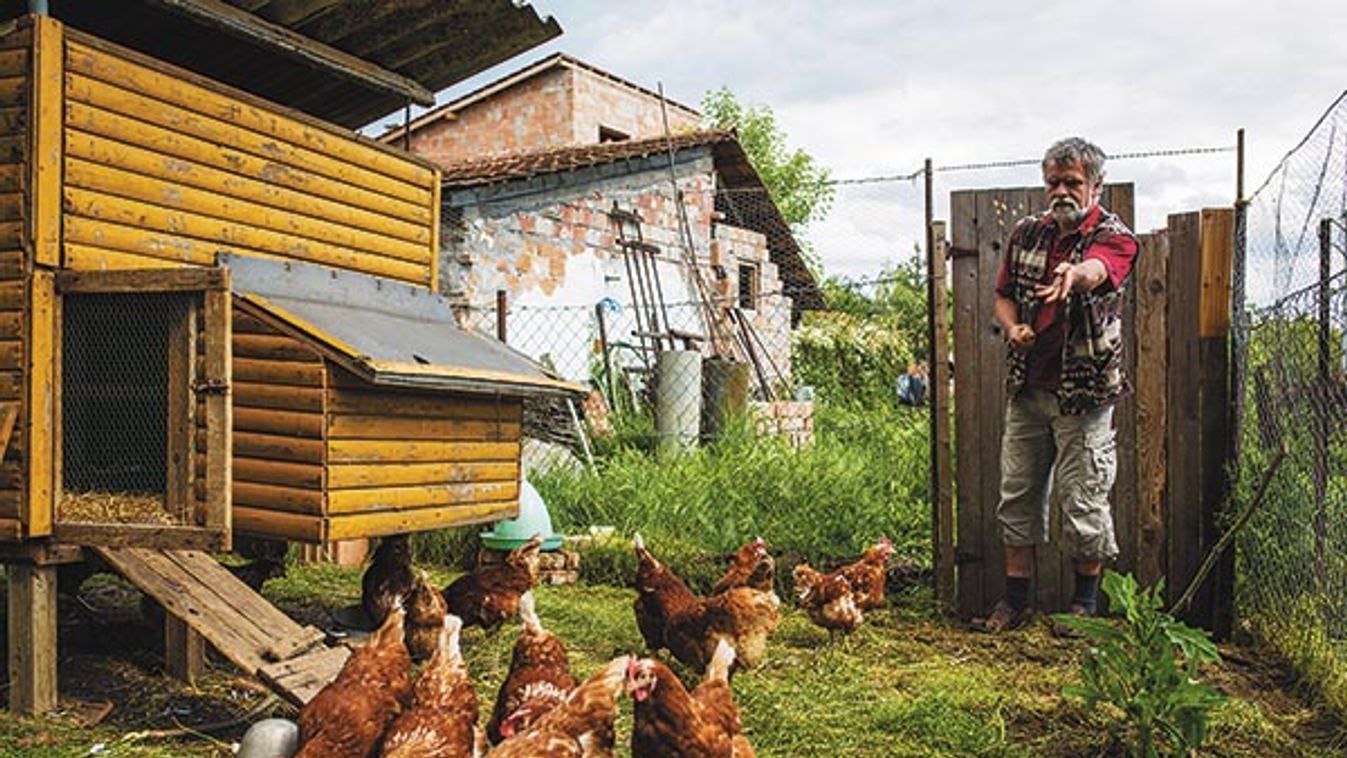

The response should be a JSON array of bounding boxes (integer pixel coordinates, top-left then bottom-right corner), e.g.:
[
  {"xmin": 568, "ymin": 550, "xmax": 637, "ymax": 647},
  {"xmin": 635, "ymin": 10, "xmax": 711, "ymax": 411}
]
[{"xmin": 0, "ymin": 0, "xmax": 570, "ymax": 714}]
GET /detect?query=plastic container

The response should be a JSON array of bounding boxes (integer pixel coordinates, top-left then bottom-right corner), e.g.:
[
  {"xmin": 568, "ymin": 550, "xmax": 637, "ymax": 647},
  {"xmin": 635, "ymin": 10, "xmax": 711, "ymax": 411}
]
[{"xmin": 480, "ymin": 478, "xmax": 564, "ymax": 551}]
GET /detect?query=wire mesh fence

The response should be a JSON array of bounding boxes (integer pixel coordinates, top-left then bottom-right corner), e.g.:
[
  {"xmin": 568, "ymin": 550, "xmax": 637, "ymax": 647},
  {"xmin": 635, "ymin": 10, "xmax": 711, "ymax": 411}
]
[{"xmin": 1237, "ymin": 91, "xmax": 1347, "ymax": 717}]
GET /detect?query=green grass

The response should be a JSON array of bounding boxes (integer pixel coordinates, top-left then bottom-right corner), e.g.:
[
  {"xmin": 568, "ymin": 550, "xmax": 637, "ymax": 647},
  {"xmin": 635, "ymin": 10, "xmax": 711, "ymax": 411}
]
[
  {"xmin": 2, "ymin": 564, "xmax": 1340, "ymax": 757},
  {"xmin": 510, "ymin": 402, "xmax": 932, "ymax": 592}
]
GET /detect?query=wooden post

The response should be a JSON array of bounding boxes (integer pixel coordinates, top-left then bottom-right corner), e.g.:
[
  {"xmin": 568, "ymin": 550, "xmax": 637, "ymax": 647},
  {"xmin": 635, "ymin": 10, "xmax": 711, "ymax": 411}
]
[
  {"xmin": 204, "ymin": 280, "xmax": 233, "ymax": 550},
  {"xmin": 928, "ymin": 207, "xmax": 955, "ymax": 611},
  {"xmin": 28, "ymin": 15, "xmax": 63, "ymax": 268},
  {"xmin": 1199, "ymin": 208, "xmax": 1235, "ymax": 638},
  {"xmin": 165, "ymin": 614, "xmax": 205, "ymax": 684},
  {"xmin": 24, "ymin": 271, "xmax": 55, "ymax": 537},
  {"xmin": 7, "ymin": 563, "xmax": 58, "ymax": 713},
  {"xmin": 496, "ymin": 289, "xmax": 507, "ymax": 343}
]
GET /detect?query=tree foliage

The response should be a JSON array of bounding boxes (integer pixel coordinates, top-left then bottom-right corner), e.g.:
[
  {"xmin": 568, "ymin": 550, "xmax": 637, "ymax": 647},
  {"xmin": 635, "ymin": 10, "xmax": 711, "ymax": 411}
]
[{"xmin": 701, "ymin": 86, "xmax": 835, "ymax": 229}]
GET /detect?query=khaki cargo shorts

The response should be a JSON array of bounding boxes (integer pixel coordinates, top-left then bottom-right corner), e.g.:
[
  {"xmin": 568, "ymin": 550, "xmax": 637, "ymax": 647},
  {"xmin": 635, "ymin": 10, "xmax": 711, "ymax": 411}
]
[{"xmin": 996, "ymin": 388, "xmax": 1118, "ymax": 562}]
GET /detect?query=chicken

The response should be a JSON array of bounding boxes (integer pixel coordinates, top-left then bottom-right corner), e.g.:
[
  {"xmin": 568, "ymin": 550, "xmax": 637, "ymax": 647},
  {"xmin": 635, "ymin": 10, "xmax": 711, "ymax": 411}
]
[
  {"xmin": 406, "ymin": 570, "xmax": 449, "ymax": 661},
  {"xmin": 710, "ymin": 538, "xmax": 775, "ymax": 595},
  {"xmin": 627, "ymin": 639, "xmax": 755, "ymax": 758},
  {"xmin": 377, "ymin": 614, "xmax": 482, "ymax": 758},
  {"xmin": 296, "ymin": 602, "xmax": 413, "ymax": 758},
  {"xmin": 489, "ymin": 655, "xmax": 631, "ymax": 758},
  {"xmin": 633, "ymin": 534, "xmax": 779, "ymax": 672},
  {"xmin": 837, "ymin": 538, "xmax": 893, "ymax": 610},
  {"xmin": 363, "ymin": 534, "xmax": 416, "ymax": 627},
  {"xmin": 487, "ymin": 590, "xmax": 578, "ymax": 743},
  {"xmin": 443, "ymin": 534, "xmax": 543, "ymax": 633},
  {"xmin": 792, "ymin": 564, "xmax": 863, "ymax": 639}
]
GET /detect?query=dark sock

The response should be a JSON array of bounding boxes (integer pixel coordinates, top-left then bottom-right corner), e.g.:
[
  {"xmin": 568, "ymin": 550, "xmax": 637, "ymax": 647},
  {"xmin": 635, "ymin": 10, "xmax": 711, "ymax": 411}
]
[
  {"xmin": 1005, "ymin": 576, "xmax": 1031, "ymax": 611},
  {"xmin": 1073, "ymin": 573, "xmax": 1100, "ymax": 614}
]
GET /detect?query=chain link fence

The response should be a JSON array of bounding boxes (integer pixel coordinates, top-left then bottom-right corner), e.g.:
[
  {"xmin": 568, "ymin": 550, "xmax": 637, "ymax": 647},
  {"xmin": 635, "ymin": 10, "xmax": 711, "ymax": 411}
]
[{"xmin": 1237, "ymin": 91, "xmax": 1347, "ymax": 717}]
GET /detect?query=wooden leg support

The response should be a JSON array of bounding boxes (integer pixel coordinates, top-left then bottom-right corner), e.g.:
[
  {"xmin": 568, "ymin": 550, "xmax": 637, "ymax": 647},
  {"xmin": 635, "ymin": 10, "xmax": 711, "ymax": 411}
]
[
  {"xmin": 7, "ymin": 563, "xmax": 58, "ymax": 714},
  {"xmin": 165, "ymin": 614, "xmax": 205, "ymax": 684}
]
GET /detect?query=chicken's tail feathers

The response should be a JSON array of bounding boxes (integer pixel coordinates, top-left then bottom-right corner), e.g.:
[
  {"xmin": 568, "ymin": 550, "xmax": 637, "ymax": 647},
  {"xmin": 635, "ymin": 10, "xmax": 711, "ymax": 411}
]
[
  {"xmin": 593, "ymin": 654, "xmax": 633, "ymax": 696},
  {"xmin": 439, "ymin": 613, "xmax": 464, "ymax": 665},
  {"xmin": 518, "ymin": 590, "xmax": 542, "ymax": 633},
  {"xmin": 706, "ymin": 639, "xmax": 736, "ymax": 683}
]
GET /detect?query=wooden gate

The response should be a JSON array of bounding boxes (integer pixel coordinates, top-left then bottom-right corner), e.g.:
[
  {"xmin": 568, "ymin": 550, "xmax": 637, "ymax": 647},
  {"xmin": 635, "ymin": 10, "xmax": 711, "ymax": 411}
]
[{"xmin": 948, "ymin": 185, "xmax": 1236, "ymax": 632}]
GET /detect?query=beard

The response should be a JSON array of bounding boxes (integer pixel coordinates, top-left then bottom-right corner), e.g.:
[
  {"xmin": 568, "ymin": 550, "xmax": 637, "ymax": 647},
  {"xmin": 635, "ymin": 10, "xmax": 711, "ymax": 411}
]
[{"xmin": 1050, "ymin": 197, "xmax": 1088, "ymax": 226}]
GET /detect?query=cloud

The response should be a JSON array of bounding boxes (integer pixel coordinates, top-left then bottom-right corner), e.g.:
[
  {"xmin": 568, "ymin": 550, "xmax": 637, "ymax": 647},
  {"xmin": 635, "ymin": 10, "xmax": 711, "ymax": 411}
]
[{"xmin": 467, "ymin": 0, "xmax": 1347, "ymax": 281}]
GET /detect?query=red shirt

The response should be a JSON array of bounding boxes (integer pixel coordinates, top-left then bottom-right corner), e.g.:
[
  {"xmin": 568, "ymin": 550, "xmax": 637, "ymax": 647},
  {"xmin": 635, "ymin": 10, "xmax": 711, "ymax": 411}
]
[{"xmin": 994, "ymin": 205, "xmax": 1138, "ymax": 390}]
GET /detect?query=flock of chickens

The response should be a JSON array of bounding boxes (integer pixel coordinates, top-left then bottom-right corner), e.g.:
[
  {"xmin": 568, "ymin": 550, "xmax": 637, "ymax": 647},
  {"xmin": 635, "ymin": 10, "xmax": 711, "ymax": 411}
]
[{"xmin": 258, "ymin": 532, "xmax": 896, "ymax": 757}]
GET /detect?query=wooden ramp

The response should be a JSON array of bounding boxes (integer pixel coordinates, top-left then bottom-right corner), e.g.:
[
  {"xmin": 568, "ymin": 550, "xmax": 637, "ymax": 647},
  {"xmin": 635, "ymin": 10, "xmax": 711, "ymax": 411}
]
[{"xmin": 93, "ymin": 547, "xmax": 349, "ymax": 707}]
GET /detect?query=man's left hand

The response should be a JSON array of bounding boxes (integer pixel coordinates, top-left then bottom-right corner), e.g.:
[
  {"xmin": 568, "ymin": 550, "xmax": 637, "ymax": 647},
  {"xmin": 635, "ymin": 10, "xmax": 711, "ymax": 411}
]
[{"xmin": 1035, "ymin": 262, "xmax": 1078, "ymax": 304}]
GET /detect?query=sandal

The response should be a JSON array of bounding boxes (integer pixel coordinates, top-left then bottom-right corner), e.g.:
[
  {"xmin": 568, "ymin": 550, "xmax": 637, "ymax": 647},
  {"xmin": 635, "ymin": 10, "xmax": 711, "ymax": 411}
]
[
  {"xmin": 1050, "ymin": 603, "xmax": 1091, "ymax": 639},
  {"xmin": 970, "ymin": 599, "xmax": 1033, "ymax": 633}
]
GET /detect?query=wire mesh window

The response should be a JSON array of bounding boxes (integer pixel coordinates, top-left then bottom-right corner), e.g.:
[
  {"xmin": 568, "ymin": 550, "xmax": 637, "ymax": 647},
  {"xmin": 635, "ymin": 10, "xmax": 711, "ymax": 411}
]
[{"xmin": 60, "ymin": 291, "xmax": 196, "ymax": 525}]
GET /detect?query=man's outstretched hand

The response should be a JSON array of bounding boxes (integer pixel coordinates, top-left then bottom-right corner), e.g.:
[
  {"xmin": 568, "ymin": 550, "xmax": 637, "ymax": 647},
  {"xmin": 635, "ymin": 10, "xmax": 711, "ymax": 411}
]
[{"xmin": 1006, "ymin": 323, "xmax": 1036, "ymax": 351}]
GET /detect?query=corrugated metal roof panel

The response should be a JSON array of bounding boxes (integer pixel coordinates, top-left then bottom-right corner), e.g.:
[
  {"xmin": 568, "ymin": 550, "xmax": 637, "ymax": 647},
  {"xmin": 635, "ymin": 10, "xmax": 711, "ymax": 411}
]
[
  {"xmin": 223, "ymin": 255, "xmax": 585, "ymax": 397},
  {"xmin": 0, "ymin": 0, "xmax": 561, "ymax": 128}
]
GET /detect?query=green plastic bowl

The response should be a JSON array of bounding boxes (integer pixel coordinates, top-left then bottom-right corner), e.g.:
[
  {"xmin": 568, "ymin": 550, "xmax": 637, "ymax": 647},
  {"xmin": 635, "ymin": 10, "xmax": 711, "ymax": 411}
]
[{"xmin": 480, "ymin": 479, "xmax": 563, "ymax": 551}]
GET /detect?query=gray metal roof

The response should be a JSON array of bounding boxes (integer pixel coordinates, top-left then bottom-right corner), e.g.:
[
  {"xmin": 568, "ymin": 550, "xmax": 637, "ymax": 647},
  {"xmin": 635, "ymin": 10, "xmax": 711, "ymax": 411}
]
[{"xmin": 222, "ymin": 255, "xmax": 584, "ymax": 397}]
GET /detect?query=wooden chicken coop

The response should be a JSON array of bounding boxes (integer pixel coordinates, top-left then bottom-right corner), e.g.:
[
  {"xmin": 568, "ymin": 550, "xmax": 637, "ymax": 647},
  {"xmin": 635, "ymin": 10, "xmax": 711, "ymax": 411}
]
[{"xmin": 0, "ymin": 1, "xmax": 568, "ymax": 715}]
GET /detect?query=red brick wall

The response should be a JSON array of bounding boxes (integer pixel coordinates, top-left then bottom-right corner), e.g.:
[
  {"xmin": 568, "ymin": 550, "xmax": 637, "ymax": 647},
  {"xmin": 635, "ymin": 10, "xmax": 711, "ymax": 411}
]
[
  {"xmin": 406, "ymin": 65, "xmax": 702, "ymax": 168},
  {"xmin": 407, "ymin": 68, "xmax": 574, "ymax": 165},
  {"xmin": 571, "ymin": 71, "xmax": 700, "ymax": 144}
]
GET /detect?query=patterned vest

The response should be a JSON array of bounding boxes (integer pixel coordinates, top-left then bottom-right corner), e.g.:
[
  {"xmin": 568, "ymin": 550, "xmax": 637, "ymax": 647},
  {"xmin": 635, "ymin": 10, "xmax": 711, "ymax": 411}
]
[{"xmin": 1004, "ymin": 209, "xmax": 1135, "ymax": 415}]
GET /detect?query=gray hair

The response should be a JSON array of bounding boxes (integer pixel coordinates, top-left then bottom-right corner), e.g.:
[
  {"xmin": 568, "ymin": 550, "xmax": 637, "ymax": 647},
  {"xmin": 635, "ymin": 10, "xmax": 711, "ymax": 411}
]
[{"xmin": 1042, "ymin": 137, "xmax": 1106, "ymax": 184}]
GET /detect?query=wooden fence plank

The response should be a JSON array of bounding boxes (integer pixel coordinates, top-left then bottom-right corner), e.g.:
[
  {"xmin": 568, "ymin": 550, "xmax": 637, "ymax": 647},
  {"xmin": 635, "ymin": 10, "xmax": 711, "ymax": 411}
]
[
  {"xmin": 1166, "ymin": 212, "xmax": 1203, "ymax": 624},
  {"xmin": 1134, "ymin": 232, "xmax": 1170, "ymax": 588},
  {"xmin": 950, "ymin": 189, "xmax": 982, "ymax": 618}
]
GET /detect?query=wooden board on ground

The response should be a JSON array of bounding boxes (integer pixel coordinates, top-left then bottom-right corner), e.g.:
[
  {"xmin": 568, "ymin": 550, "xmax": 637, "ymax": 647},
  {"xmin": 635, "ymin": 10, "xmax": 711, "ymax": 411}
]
[{"xmin": 92, "ymin": 546, "xmax": 348, "ymax": 706}]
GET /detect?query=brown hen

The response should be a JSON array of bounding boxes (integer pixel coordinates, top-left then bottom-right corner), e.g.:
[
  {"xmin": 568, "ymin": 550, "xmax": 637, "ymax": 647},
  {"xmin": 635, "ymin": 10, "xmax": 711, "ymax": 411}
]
[
  {"xmin": 405, "ymin": 570, "xmax": 449, "ymax": 662},
  {"xmin": 710, "ymin": 537, "xmax": 775, "ymax": 595},
  {"xmin": 837, "ymin": 538, "xmax": 893, "ymax": 610},
  {"xmin": 633, "ymin": 534, "xmax": 779, "ymax": 672},
  {"xmin": 377, "ymin": 614, "xmax": 482, "ymax": 758},
  {"xmin": 792, "ymin": 564, "xmax": 863, "ymax": 640},
  {"xmin": 296, "ymin": 602, "xmax": 412, "ymax": 758},
  {"xmin": 490, "ymin": 654, "xmax": 631, "ymax": 758},
  {"xmin": 444, "ymin": 535, "xmax": 542, "ymax": 632},
  {"xmin": 362, "ymin": 534, "xmax": 415, "ymax": 627},
  {"xmin": 627, "ymin": 640, "xmax": 755, "ymax": 758},
  {"xmin": 487, "ymin": 590, "xmax": 578, "ymax": 743}
]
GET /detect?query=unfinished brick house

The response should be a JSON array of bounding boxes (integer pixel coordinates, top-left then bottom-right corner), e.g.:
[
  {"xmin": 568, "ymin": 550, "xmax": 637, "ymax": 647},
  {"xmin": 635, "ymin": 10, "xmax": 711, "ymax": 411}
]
[
  {"xmin": 435, "ymin": 131, "xmax": 823, "ymax": 396},
  {"xmin": 379, "ymin": 52, "xmax": 702, "ymax": 165}
]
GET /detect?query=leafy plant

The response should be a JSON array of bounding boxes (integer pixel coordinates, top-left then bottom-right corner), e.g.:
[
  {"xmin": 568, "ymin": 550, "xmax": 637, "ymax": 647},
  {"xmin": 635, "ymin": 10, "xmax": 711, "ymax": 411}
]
[{"xmin": 1054, "ymin": 572, "xmax": 1226, "ymax": 758}]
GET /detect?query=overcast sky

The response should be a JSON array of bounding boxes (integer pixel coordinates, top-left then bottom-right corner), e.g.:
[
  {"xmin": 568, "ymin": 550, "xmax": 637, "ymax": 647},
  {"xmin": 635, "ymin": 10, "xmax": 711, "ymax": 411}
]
[{"xmin": 413, "ymin": 1, "xmax": 1347, "ymax": 282}]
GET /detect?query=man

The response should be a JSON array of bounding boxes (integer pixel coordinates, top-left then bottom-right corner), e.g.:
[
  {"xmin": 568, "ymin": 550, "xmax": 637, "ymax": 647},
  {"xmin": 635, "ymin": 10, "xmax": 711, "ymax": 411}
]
[{"xmin": 971, "ymin": 137, "xmax": 1139, "ymax": 634}]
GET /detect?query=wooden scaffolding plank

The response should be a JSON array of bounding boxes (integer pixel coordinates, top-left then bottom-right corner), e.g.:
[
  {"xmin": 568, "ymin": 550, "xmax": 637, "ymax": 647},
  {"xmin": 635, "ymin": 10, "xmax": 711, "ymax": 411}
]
[
  {"xmin": 89, "ymin": 546, "xmax": 343, "ymax": 707},
  {"xmin": 258, "ymin": 645, "xmax": 350, "ymax": 708}
]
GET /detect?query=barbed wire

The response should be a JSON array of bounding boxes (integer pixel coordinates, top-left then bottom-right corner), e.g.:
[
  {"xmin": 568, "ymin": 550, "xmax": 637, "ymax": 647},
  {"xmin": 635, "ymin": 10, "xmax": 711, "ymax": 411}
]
[{"xmin": 817, "ymin": 143, "xmax": 1237, "ymax": 187}]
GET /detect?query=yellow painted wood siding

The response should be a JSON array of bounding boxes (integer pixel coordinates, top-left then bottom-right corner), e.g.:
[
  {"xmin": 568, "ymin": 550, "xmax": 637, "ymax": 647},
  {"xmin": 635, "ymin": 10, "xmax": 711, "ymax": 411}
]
[
  {"xmin": 197, "ymin": 311, "xmax": 327, "ymax": 522},
  {"xmin": 0, "ymin": 25, "xmax": 28, "ymax": 526},
  {"xmin": 324, "ymin": 369, "xmax": 522, "ymax": 521},
  {"xmin": 60, "ymin": 31, "xmax": 438, "ymax": 286}
]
